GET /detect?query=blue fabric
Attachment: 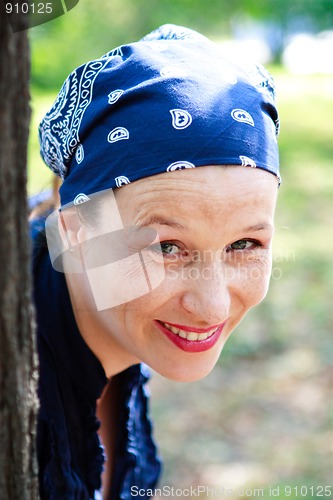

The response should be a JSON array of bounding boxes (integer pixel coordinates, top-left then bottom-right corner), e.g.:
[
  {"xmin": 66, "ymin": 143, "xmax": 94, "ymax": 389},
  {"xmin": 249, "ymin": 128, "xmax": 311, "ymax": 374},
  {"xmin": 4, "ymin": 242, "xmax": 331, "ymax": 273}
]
[
  {"xmin": 31, "ymin": 217, "xmax": 161, "ymax": 499},
  {"xmin": 28, "ymin": 188, "xmax": 53, "ymax": 212},
  {"xmin": 39, "ymin": 24, "xmax": 280, "ymax": 207}
]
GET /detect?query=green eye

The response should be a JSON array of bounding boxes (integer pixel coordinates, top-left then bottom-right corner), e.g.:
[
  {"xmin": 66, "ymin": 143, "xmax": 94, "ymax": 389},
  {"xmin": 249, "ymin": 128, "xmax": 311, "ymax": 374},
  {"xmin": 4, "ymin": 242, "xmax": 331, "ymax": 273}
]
[
  {"xmin": 148, "ymin": 241, "xmax": 182, "ymax": 257},
  {"xmin": 160, "ymin": 242, "xmax": 181, "ymax": 255},
  {"xmin": 228, "ymin": 239, "xmax": 260, "ymax": 251},
  {"xmin": 230, "ymin": 240, "xmax": 249, "ymax": 250}
]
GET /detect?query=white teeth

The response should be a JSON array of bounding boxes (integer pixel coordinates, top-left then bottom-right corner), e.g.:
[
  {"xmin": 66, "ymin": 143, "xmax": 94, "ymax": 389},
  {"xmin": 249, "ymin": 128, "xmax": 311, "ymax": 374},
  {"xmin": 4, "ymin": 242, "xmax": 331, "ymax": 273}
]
[
  {"xmin": 187, "ymin": 332, "xmax": 198, "ymax": 341},
  {"xmin": 162, "ymin": 322, "xmax": 218, "ymax": 341}
]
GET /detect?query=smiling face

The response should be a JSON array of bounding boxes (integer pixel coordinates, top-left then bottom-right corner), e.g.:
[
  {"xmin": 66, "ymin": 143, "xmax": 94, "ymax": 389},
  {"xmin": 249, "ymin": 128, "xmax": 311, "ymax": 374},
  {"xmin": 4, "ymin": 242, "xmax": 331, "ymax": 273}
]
[{"xmin": 65, "ymin": 165, "xmax": 278, "ymax": 382}]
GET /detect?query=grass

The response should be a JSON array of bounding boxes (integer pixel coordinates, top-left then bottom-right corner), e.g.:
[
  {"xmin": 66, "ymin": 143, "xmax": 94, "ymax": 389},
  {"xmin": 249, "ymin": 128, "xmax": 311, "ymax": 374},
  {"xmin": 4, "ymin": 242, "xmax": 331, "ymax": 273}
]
[{"xmin": 28, "ymin": 68, "xmax": 333, "ymax": 498}]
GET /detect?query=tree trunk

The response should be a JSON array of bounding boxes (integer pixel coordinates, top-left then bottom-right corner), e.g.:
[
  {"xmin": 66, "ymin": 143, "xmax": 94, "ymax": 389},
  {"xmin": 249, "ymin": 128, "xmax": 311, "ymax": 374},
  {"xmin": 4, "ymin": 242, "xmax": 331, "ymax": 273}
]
[{"xmin": 0, "ymin": 4, "xmax": 39, "ymax": 499}]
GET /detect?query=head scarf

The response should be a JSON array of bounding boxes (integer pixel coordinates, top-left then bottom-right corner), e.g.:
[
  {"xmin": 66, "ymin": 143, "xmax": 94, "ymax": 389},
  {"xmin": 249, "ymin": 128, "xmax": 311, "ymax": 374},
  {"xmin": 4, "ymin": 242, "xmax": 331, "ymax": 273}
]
[{"xmin": 39, "ymin": 24, "xmax": 280, "ymax": 207}]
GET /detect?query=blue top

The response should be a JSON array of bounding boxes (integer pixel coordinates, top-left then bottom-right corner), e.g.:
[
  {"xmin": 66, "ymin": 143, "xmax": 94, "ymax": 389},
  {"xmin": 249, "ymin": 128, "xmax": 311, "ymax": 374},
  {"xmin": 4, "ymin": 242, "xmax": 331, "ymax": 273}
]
[{"xmin": 31, "ymin": 217, "xmax": 161, "ymax": 499}]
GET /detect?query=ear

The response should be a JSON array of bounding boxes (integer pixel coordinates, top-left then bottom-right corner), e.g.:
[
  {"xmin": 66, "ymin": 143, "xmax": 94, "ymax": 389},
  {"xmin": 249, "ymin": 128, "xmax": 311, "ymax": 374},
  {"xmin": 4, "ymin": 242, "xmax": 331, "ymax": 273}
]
[{"xmin": 58, "ymin": 208, "xmax": 81, "ymax": 250}]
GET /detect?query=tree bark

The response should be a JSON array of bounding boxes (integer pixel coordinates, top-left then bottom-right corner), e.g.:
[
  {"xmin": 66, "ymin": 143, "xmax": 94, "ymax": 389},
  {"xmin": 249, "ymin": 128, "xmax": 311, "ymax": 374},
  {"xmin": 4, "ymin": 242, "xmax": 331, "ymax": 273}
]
[{"xmin": 0, "ymin": 5, "xmax": 39, "ymax": 499}]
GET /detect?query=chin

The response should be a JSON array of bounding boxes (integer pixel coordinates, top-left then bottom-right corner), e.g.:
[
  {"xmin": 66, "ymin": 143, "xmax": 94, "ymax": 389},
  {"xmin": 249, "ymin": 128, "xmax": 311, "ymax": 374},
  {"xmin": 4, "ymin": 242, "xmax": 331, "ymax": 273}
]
[
  {"xmin": 153, "ymin": 354, "xmax": 221, "ymax": 383},
  {"xmin": 164, "ymin": 366, "xmax": 216, "ymax": 383}
]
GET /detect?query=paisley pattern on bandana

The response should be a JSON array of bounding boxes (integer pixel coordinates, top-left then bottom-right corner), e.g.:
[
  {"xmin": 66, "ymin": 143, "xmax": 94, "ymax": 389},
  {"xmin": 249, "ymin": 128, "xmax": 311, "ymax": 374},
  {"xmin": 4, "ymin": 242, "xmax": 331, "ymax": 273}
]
[
  {"xmin": 39, "ymin": 24, "xmax": 280, "ymax": 206},
  {"xmin": 39, "ymin": 58, "xmax": 110, "ymax": 179}
]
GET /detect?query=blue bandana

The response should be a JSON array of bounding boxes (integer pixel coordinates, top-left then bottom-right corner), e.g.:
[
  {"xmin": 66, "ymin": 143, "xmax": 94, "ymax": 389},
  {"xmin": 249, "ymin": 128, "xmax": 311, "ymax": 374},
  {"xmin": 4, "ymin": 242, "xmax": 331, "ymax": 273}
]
[{"xmin": 39, "ymin": 24, "xmax": 280, "ymax": 206}]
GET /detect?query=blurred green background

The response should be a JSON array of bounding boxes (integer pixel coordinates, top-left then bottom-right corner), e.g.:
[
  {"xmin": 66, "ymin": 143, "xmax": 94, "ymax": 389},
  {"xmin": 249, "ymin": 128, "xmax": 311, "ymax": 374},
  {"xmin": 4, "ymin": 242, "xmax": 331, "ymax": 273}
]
[{"xmin": 28, "ymin": 1, "xmax": 333, "ymax": 498}]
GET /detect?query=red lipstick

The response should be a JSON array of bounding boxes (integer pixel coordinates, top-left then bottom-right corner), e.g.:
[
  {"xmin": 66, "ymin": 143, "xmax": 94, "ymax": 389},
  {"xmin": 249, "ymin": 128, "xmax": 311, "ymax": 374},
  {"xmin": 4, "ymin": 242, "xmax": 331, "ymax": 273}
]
[{"xmin": 154, "ymin": 320, "xmax": 227, "ymax": 353}]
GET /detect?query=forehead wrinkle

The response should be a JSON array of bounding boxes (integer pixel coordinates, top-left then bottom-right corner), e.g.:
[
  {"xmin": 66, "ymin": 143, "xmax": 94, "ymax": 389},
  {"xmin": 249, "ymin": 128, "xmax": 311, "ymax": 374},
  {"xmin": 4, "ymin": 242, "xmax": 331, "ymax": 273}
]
[
  {"xmin": 117, "ymin": 166, "xmax": 277, "ymax": 231},
  {"xmin": 131, "ymin": 184, "xmax": 248, "ymax": 229},
  {"xmin": 132, "ymin": 180, "xmax": 208, "ymax": 201},
  {"xmin": 118, "ymin": 164, "xmax": 277, "ymax": 206},
  {"xmin": 133, "ymin": 196, "xmax": 191, "ymax": 228},
  {"xmin": 132, "ymin": 173, "xmax": 273, "ymax": 208},
  {"xmin": 125, "ymin": 167, "xmax": 228, "ymax": 199},
  {"xmin": 130, "ymin": 183, "xmax": 205, "ymax": 223}
]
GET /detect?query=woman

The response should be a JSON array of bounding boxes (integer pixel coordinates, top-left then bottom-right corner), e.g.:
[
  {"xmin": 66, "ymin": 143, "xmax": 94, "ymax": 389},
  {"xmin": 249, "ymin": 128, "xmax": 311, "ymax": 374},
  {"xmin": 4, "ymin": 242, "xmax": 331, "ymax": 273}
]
[{"xmin": 33, "ymin": 24, "xmax": 280, "ymax": 499}]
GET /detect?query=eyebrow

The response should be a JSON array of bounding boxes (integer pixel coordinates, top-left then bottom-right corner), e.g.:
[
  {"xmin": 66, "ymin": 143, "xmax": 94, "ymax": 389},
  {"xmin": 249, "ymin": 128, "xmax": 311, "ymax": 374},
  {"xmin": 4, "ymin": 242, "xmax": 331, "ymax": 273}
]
[
  {"xmin": 136, "ymin": 215, "xmax": 188, "ymax": 231},
  {"xmin": 137, "ymin": 216, "xmax": 272, "ymax": 233},
  {"xmin": 244, "ymin": 223, "xmax": 273, "ymax": 232}
]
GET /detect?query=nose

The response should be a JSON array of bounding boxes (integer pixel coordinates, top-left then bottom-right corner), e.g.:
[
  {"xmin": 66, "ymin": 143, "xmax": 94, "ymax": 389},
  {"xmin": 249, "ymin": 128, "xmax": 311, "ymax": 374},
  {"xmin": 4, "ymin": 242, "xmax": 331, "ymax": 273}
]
[{"xmin": 180, "ymin": 261, "xmax": 231, "ymax": 325}]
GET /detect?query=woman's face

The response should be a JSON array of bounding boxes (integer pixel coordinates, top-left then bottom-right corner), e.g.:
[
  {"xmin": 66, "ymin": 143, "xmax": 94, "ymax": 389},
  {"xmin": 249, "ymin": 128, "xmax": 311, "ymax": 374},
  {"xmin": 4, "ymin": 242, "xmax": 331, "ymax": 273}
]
[{"xmin": 67, "ymin": 165, "xmax": 278, "ymax": 382}]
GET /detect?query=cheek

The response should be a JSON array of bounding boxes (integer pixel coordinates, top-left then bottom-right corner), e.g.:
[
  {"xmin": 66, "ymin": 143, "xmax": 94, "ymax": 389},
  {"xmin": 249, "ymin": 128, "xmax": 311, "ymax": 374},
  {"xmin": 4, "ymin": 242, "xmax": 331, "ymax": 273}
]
[
  {"xmin": 122, "ymin": 267, "xmax": 191, "ymax": 327},
  {"xmin": 236, "ymin": 258, "xmax": 272, "ymax": 307},
  {"xmin": 122, "ymin": 278, "xmax": 175, "ymax": 320}
]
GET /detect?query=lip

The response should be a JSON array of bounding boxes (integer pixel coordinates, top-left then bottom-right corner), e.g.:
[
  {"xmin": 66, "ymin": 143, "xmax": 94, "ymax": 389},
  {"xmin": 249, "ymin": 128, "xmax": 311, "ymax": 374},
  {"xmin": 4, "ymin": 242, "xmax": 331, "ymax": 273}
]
[{"xmin": 154, "ymin": 319, "xmax": 228, "ymax": 353}]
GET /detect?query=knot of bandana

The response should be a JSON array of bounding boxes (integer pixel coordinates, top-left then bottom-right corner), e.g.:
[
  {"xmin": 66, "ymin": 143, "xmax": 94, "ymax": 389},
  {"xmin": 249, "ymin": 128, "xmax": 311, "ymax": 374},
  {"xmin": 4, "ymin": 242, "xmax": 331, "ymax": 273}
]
[{"xmin": 39, "ymin": 24, "xmax": 280, "ymax": 206}]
